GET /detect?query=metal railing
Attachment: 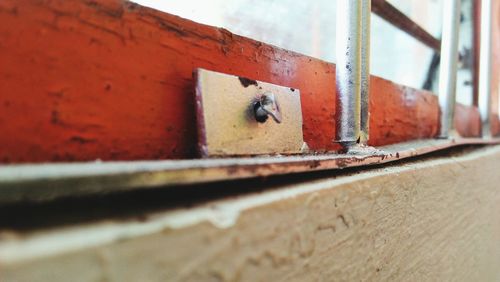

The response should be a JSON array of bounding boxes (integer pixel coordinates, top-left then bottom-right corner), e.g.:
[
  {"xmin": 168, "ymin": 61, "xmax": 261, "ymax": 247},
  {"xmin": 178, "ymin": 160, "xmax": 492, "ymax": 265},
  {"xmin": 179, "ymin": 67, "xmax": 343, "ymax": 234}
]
[
  {"xmin": 335, "ymin": 0, "xmax": 371, "ymax": 146},
  {"xmin": 335, "ymin": 0, "xmax": 495, "ymax": 147},
  {"xmin": 478, "ymin": 0, "xmax": 493, "ymax": 137},
  {"xmin": 438, "ymin": 0, "xmax": 461, "ymax": 138},
  {"xmin": 371, "ymin": 0, "xmax": 441, "ymax": 53}
]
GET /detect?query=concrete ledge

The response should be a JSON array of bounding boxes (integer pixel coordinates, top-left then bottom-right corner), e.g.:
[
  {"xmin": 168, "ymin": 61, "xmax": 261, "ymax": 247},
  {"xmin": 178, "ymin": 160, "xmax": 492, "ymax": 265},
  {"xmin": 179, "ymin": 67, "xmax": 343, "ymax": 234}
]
[{"xmin": 1, "ymin": 145, "xmax": 500, "ymax": 281}]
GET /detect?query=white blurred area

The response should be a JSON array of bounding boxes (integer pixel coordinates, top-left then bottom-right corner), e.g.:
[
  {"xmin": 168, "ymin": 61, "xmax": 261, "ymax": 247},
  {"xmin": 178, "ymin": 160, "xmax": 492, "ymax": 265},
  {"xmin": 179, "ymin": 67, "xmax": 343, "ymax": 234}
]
[{"xmin": 134, "ymin": 0, "xmax": 472, "ymax": 105}]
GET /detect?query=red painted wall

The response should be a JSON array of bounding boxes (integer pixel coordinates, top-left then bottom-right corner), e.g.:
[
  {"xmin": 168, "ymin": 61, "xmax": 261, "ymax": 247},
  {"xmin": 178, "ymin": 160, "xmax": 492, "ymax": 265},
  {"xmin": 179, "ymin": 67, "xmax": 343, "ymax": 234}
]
[{"xmin": 0, "ymin": 0, "xmax": 487, "ymax": 163}]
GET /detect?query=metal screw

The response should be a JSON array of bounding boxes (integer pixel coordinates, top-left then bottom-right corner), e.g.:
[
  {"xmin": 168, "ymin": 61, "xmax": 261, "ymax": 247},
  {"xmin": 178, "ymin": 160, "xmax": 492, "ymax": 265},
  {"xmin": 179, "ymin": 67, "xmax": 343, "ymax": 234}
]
[{"xmin": 253, "ymin": 93, "xmax": 282, "ymax": 124}]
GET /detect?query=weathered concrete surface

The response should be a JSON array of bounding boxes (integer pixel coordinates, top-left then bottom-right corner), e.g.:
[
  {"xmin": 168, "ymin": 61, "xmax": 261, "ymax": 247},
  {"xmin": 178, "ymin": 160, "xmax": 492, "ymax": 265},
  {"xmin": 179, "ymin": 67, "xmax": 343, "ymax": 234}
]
[{"xmin": 1, "ymin": 145, "xmax": 500, "ymax": 281}]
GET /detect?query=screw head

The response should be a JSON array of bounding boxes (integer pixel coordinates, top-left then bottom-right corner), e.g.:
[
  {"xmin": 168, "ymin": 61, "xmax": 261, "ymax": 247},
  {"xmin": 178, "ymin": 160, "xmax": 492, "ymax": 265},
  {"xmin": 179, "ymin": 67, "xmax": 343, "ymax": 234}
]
[
  {"xmin": 253, "ymin": 93, "xmax": 282, "ymax": 124},
  {"xmin": 253, "ymin": 102, "xmax": 269, "ymax": 123}
]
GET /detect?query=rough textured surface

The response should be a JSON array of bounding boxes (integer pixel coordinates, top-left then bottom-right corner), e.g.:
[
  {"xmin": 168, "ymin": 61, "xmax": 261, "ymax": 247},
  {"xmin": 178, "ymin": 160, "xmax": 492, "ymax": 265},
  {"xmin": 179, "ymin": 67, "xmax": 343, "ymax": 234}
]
[
  {"xmin": 0, "ymin": 0, "xmax": 451, "ymax": 163},
  {"xmin": 0, "ymin": 0, "xmax": 495, "ymax": 163},
  {"xmin": 1, "ymin": 145, "xmax": 500, "ymax": 281},
  {"xmin": 1, "ymin": 138, "xmax": 499, "ymax": 205},
  {"xmin": 195, "ymin": 69, "xmax": 304, "ymax": 156}
]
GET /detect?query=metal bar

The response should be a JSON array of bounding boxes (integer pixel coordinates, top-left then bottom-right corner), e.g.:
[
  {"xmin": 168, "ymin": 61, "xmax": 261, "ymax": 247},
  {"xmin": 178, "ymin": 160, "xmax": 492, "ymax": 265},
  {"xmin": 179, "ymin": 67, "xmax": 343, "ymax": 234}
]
[
  {"xmin": 478, "ymin": 0, "xmax": 493, "ymax": 137},
  {"xmin": 372, "ymin": 0, "xmax": 441, "ymax": 53},
  {"xmin": 0, "ymin": 138, "xmax": 499, "ymax": 205},
  {"xmin": 360, "ymin": 0, "xmax": 371, "ymax": 144},
  {"xmin": 335, "ymin": 0, "xmax": 363, "ymax": 145},
  {"xmin": 438, "ymin": 0, "xmax": 461, "ymax": 138},
  {"xmin": 472, "ymin": 0, "xmax": 481, "ymax": 106}
]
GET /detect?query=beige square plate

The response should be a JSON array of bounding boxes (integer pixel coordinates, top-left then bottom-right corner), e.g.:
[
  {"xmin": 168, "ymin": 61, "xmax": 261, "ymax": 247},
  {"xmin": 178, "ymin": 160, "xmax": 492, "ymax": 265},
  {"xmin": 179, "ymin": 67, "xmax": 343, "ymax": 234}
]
[{"xmin": 195, "ymin": 68, "xmax": 304, "ymax": 157}]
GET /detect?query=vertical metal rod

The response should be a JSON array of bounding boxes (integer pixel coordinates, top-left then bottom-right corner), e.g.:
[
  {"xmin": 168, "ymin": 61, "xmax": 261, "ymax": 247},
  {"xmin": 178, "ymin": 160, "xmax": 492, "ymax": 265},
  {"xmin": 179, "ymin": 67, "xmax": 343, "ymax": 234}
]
[
  {"xmin": 335, "ymin": 0, "xmax": 363, "ymax": 145},
  {"xmin": 438, "ymin": 0, "xmax": 461, "ymax": 138},
  {"xmin": 478, "ymin": 0, "xmax": 493, "ymax": 137},
  {"xmin": 360, "ymin": 0, "xmax": 371, "ymax": 144}
]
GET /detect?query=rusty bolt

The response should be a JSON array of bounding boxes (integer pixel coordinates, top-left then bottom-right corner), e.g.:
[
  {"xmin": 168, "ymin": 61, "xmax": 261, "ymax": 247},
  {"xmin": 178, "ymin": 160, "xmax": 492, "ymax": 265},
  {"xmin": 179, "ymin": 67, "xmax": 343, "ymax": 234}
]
[{"xmin": 253, "ymin": 93, "xmax": 282, "ymax": 124}]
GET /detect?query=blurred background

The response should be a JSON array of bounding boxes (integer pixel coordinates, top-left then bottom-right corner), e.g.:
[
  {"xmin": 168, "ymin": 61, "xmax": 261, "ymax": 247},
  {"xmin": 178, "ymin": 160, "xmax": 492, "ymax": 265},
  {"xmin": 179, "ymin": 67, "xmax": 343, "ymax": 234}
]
[{"xmin": 134, "ymin": 0, "xmax": 476, "ymax": 106}]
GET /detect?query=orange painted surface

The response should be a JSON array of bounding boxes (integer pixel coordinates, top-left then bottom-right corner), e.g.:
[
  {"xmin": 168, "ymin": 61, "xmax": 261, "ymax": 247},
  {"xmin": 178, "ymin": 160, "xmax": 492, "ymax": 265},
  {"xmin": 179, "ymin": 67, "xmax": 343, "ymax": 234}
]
[
  {"xmin": 491, "ymin": 114, "xmax": 500, "ymax": 136},
  {"xmin": 0, "ymin": 0, "xmax": 486, "ymax": 163},
  {"xmin": 368, "ymin": 80, "xmax": 438, "ymax": 146},
  {"xmin": 455, "ymin": 104, "xmax": 481, "ymax": 137}
]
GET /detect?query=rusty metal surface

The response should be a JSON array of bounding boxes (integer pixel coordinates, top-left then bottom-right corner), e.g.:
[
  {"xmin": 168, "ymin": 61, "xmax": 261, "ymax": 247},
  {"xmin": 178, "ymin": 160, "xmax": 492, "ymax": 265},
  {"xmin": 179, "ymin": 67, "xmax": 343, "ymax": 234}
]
[
  {"xmin": 372, "ymin": 0, "xmax": 441, "ymax": 53},
  {"xmin": 0, "ymin": 138, "xmax": 499, "ymax": 205},
  {"xmin": 195, "ymin": 69, "xmax": 304, "ymax": 156}
]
